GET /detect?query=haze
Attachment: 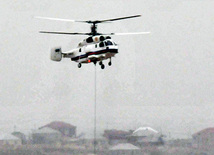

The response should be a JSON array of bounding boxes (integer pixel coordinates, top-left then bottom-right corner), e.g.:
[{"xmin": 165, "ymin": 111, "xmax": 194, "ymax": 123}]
[{"xmin": 0, "ymin": 0, "xmax": 214, "ymax": 139}]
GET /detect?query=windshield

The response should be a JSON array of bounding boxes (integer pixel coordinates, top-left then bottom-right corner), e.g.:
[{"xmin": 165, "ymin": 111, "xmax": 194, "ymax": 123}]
[{"xmin": 105, "ymin": 41, "xmax": 113, "ymax": 46}]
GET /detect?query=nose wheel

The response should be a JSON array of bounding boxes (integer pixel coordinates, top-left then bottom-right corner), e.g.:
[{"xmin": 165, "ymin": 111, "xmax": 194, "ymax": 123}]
[
  {"xmin": 78, "ymin": 63, "xmax": 81, "ymax": 68},
  {"xmin": 99, "ymin": 61, "xmax": 105, "ymax": 69},
  {"xmin": 101, "ymin": 64, "xmax": 105, "ymax": 69}
]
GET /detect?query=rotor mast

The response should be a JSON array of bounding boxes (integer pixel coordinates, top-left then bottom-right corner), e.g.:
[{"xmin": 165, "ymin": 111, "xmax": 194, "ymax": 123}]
[{"xmin": 91, "ymin": 23, "xmax": 98, "ymax": 36}]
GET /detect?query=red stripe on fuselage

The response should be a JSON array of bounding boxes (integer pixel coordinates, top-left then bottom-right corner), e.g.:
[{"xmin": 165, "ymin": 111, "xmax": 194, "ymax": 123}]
[{"xmin": 71, "ymin": 49, "xmax": 118, "ymax": 61}]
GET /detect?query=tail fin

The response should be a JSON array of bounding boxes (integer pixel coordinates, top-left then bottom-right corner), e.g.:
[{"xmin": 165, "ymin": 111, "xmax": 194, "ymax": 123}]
[{"xmin": 51, "ymin": 47, "xmax": 62, "ymax": 61}]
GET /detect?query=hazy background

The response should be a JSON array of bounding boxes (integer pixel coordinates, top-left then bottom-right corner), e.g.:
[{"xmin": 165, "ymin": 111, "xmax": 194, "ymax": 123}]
[{"xmin": 0, "ymin": 0, "xmax": 214, "ymax": 138}]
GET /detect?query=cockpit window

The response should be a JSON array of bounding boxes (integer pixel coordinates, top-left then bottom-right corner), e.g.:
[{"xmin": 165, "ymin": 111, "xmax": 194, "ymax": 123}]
[
  {"xmin": 105, "ymin": 41, "xmax": 113, "ymax": 46},
  {"xmin": 99, "ymin": 42, "xmax": 104, "ymax": 47},
  {"xmin": 106, "ymin": 36, "xmax": 111, "ymax": 39},
  {"xmin": 86, "ymin": 37, "xmax": 93, "ymax": 43}
]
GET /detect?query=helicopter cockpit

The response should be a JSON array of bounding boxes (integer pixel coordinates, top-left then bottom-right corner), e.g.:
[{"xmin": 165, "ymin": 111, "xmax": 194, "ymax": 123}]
[
  {"xmin": 78, "ymin": 35, "xmax": 114, "ymax": 47},
  {"xmin": 104, "ymin": 40, "xmax": 113, "ymax": 46},
  {"xmin": 98, "ymin": 40, "xmax": 116, "ymax": 48}
]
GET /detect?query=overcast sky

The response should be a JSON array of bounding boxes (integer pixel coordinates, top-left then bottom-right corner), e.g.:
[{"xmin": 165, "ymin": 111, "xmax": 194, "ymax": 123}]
[{"xmin": 0, "ymin": 0, "xmax": 214, "ymax": 138}]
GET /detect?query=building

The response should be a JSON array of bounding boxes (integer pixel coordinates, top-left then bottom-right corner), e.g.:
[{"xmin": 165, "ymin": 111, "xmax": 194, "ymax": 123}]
[
  {"xmin": 108, "ymin": 143, "xmax": 141, "ymax": 155},
  {"xmin": 12, "ymin": 131, "xmax": 27, "ymax": 144},
  {"xmin": 192, "ymin": 127, "xmax": 214, "ymax": 151},
  {"xmin": 40, "ymin": 121, "xmax": 76, "ymax": 138},
  {"xmin": 167, "ymin": 139, "xmax": 192, "ymax": 147},
  {"xmin": 128, "ymin": 127, "xmax": 164, "ymax": 147},
  {"xmin": 0, "ymin": 134, "xmax": 22, "ymax": 146},
  {"xmin": 103, "ymin": 130, "xmax": 132, "ymax": 145},
  {"xmin": 32, "ymin": 127, "xmax": 61, "ymax": 144}
]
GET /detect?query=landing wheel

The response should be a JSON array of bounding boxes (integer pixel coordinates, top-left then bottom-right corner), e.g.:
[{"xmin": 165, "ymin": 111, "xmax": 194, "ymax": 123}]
[
  {"xmin": 78, "ymin": 63, "xmax": 81, "ymax": 68},
  {"xmin": 108, "ymin": 61, "xmax": 112, "ymax": 66},
  {"xmin": 101, "ymin": 64, "xmax": 105, "ymax": 69},
  {"xmin": 99, "ymin": 61, "xmax": 103, "ymax": 65}
]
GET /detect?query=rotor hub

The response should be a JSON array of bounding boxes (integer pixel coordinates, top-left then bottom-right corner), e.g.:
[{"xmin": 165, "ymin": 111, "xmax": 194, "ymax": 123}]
[{"xmin": 91, "ymin": 23, "xmax": 98, "ymax": 36}]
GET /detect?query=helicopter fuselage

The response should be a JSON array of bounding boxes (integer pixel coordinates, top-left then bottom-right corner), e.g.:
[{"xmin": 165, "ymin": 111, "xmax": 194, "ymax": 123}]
[
  {"xmin": 71, "ymin": 39, "xmax": 118, "ymax": 63},
  {"xmin": 52, "ymin": 36, "xmax": 118, "ymax": 69}
]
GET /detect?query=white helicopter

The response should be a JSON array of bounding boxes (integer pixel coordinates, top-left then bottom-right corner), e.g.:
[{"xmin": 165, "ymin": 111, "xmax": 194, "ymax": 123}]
[{"xmin": 36, "ymin": 15, "xmax": 150, "ymax": 69}]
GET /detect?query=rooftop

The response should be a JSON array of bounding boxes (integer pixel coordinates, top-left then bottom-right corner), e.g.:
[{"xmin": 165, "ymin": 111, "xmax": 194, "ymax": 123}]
[
  {"xmin": 193, "ymin": 127, "xmax": 214, "ymax": 137},
  {"xmin": 40, "ymin": 121, "xmax": 76, "ymax": 130},
  {"xmin": 131, "ymin": 127, "xmax": 159, "ymax": 137},
  {"xmin": 33, "ymin": 127, "xmax": 61, "ymax": 134},
  {"xmin": 0, "ymin": 134, "xmax": 20, "ymax": 140}
]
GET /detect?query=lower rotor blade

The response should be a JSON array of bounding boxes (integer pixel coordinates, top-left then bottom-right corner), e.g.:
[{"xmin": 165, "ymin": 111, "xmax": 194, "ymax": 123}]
[
  {"xmin": 104, "ymin": 32, "xmax": 151, "ymax": 36},
  {"xmin": 39, "ymin": 31, "xmax": 90, "ymax": 35}
]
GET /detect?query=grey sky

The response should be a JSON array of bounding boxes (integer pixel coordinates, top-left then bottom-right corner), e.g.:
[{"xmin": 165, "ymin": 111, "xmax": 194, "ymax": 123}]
[{"xmin": 0, "ymin": 0, "xmax": 214, "ymax": 138}]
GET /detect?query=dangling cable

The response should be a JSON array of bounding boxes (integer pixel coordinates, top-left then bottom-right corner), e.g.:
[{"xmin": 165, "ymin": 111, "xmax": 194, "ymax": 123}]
[{"xmin": 94, "ymin": 62, "xmax": 97, "ymax": 154}]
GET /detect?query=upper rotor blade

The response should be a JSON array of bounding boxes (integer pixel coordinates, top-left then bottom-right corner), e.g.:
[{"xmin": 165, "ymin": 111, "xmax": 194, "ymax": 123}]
[
  {"xmin": 39, "ymin": 31, "xmax": 90, "ymax": 35},
  {"xmin": 35, "ymin": 15, "xmax": 141, "ymax": 24},
  {"xmin": 35, "ymin": 16, "xmax": 87, "ymax": 23},
  {"xmin": 105, "ymin": 32, "xmax": 151, "ymax": 36},
  {"xmin": 98, "ymin": 15, "xmax": 141, "ymax": 23}
]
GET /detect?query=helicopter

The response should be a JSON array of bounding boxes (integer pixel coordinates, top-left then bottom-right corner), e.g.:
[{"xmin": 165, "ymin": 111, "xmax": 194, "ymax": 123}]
[{"xmin": 36, "ymin": 15, "xmax": 150, "ymax": 69}]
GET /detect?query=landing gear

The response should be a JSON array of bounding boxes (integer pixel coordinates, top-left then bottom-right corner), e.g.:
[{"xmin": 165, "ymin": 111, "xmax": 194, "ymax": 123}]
[
  {"xmin": 99, "ymin": 61, "xmax": 105, "ymax": 69},
  {"xmin": 78, "ymin": 63, "xmax": 81, "ymax": 68},
  {"xmin": 108, "ymin": 58, "xmax": 112, "ymax": 66},
  {"xmin": 101, "ymin": 64, "xmax": 105, "ymax": 69}
]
